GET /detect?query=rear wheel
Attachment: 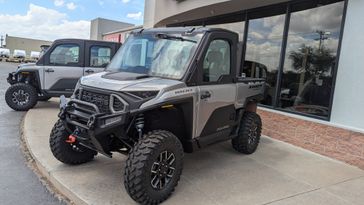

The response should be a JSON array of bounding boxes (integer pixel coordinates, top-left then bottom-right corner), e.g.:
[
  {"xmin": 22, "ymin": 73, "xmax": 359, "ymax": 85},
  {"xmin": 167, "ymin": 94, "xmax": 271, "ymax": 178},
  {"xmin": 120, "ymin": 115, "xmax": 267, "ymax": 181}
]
[
  {"xmin": 49, "ymin": 120, "xmax": 97, "ymax": 165},
  {"xmin": 232, "ymin": 112, "xmax": 262, "ymax": 154},
  {"xmin": 124, "ymin": 130, "xmax": 184, "ymax": 204},
  {"xmin": 5, "ymin": 83, "xmax": 38, "ymax": 111}
]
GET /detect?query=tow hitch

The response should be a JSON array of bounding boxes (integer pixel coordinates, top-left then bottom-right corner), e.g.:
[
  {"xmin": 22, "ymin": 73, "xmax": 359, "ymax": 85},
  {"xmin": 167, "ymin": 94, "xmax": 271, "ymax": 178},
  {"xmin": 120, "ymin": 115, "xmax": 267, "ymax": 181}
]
[{"xmin": 65, "ymin": 134, "xmax": 77, "ymax": 144}]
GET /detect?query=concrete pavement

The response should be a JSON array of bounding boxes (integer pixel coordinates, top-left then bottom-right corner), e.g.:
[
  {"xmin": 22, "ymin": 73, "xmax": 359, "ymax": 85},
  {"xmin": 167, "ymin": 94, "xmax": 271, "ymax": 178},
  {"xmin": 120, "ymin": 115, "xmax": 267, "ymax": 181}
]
[
  {"xmin": 0, "ymin": 62, "xmax": 62, "ymax": 205},
  {"xmin": 23, "ymin": 99, "xmax": 364, "ymax": 205}
]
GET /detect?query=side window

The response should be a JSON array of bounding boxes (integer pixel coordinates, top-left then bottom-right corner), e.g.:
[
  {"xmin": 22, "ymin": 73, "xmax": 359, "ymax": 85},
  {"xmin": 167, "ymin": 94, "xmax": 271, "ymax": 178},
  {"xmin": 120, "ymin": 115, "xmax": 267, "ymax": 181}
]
[
  {"xmin": 50, "ymin": 44, "xmax": 79, "ymax": 65},
  {"xmin": 90, "ymin": 46, "xmax": 112, "ymax": 67},
  {"xmin": 202, "ymin": 39, "xmax": 231, "ymax": 82},
  {"xmin": 243, "ymin": 61, "xmax": 268, "ymax": 79}
]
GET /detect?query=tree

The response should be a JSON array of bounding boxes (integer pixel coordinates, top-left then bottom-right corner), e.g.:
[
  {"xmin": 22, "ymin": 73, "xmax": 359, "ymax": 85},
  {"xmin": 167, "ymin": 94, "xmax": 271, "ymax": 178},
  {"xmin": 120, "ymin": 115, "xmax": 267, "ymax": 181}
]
[{"xmin": 289, "ymin": 44, "xmax": 336, "ymax": 77}]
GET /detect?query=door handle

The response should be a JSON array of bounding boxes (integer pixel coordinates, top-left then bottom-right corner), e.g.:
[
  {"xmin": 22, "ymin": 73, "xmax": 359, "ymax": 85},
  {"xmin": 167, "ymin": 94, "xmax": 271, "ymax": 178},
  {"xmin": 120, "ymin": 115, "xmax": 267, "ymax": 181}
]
[
  {"xmin": 45, "ymin": 68, "xmax": 54, "ymax": 73},
  {"xmin": 200, "ymin": 91, "xmax": 211, "ymax": 100},
  {"xmin": 85, "ymin": 69, "xmax": 94, "ymax": 74}
]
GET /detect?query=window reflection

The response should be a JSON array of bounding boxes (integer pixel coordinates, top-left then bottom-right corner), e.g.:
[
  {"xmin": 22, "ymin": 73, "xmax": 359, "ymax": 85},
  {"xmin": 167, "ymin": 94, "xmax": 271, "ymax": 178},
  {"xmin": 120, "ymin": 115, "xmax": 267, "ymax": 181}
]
[
  {"xmin": 206, "ymin": 22, "xmax": 245, "ymax": 41},
  {"xmin": 244, "ymin": 14, "xmax": 285, "ymax": 106},
  {"xmin": 279, "ymin": 2, "xmax": 344, "ymax": 117}
]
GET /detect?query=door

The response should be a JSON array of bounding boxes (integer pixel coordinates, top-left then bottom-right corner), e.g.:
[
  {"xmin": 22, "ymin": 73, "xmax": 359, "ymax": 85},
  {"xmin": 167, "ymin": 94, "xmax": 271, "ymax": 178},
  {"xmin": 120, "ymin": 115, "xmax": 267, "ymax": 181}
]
[
  {"xmin": 83, "ymin": 42, "xmax": 115, "ymax": 75},
  {"xmin": 44, "ymin": 43, "xmax": 84, "ymax": 94},
  {"xmin": 196, "ymin": 38, "xmax": 237, "ymax": 139}
]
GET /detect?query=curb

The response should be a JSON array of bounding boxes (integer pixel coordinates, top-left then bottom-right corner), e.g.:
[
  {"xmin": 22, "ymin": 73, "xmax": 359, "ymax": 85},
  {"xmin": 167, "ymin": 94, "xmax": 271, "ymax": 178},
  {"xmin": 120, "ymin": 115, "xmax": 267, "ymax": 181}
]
[{"xmin": 22, "ymin": 111, "xmax": 86, "ymax": 205}]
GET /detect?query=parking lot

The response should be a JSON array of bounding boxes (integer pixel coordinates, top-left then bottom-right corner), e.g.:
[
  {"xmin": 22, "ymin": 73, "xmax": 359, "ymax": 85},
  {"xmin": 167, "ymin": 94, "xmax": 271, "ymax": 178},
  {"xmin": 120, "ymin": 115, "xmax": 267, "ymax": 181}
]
[{"xmin": 0, "ymin": 62, "xmax": 62, "ymax": 205}]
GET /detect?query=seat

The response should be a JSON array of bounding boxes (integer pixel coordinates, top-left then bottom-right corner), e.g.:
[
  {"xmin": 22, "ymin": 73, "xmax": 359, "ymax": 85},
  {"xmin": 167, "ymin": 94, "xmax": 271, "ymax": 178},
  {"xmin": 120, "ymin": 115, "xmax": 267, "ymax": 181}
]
[{"xmin": 204, "ymin": 50, "xmax": 223, "ymax": 82}]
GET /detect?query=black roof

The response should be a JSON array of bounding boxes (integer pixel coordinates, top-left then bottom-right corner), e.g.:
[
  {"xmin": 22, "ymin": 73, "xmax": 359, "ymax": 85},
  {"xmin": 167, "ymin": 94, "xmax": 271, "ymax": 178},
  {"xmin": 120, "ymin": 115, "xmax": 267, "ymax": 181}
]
[
  {"xmin": 131, "ymin": 27, "xmax": 237, "ymax": 36},
  {"xmin": 53, "ymin": 38, "xmax": 121, "ymax": 45}
]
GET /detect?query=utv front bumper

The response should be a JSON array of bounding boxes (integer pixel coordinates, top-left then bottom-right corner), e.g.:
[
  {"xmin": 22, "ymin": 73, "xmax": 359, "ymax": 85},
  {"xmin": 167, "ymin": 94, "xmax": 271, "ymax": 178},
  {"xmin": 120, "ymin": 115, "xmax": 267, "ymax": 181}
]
[{"xmin": 59, "ymin": 98, "xmax": 129, "ymax": 157}]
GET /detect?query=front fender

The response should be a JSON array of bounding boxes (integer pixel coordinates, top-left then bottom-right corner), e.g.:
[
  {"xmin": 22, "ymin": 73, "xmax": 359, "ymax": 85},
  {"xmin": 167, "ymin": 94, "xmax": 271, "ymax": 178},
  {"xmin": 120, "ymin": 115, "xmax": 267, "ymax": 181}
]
[
  {"xmin": 7, "ymin": 70, "xmax": 32, "ymax": 85},
  {"xmin": 6, "ymin": 69, "xmax": 42, "ymax": 92},
  {"xmin": 7, "ymin": 72, "xmax": 17, "ymax": 85}
]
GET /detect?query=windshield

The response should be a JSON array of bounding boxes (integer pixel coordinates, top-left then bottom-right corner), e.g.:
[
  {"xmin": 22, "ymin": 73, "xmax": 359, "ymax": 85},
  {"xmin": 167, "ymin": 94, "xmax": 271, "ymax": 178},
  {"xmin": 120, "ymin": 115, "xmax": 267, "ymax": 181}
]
[{"xmin": 107, "ymin": 33, "xmax": 202, "ymax": 79}]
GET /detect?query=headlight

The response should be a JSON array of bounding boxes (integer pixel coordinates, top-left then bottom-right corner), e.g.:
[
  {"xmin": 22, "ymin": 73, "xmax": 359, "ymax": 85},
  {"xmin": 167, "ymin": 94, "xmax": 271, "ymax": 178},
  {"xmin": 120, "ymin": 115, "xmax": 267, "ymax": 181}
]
[{"xmin": 126, "ymin": 91, "xmax": 159, "ymax": 99}]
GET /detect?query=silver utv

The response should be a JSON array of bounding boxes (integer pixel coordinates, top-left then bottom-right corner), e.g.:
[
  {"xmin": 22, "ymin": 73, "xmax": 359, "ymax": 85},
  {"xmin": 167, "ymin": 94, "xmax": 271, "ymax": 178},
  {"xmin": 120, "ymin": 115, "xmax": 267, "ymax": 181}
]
[
  {"xmin": 50, "ymin": 27, "xmax": 265, "ymax": 204},
  {"xmin": 5, "ymin": 39, "xmax": 120, "ymax": 111}
]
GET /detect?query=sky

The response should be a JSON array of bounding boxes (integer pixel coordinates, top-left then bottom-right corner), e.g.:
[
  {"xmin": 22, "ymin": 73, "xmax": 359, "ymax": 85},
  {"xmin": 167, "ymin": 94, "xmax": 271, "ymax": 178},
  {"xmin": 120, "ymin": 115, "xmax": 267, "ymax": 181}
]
[{"xmin": 0, "ymin": 0, "xmax": 144, "ymax": 41}]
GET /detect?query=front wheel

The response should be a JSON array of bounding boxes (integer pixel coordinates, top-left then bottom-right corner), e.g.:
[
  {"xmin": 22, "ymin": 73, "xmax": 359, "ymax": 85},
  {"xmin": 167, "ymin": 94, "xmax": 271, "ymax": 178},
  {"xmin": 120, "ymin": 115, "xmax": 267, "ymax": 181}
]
[
  {"xmin": 5, "ymin": 83, "xmax": 38, "ymax": 111},
  {"xmin": 232, "ymin": 112, "xmax": 262, "ymax": 154},
  {"xmin": 124, "ymin": 130, "xmax": 184, "ymax": 204},
  {"xmin": 49, "ymin": 120, "xmax": 97, "ymax": 165}
]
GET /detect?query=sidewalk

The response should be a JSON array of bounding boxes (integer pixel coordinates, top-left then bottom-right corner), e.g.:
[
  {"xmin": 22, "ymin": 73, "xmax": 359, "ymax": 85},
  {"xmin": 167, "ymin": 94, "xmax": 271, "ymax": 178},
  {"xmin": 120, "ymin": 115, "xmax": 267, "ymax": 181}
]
[{"xmin": 23, "ymin": 99, "xmax": 364, "ymax": 205}]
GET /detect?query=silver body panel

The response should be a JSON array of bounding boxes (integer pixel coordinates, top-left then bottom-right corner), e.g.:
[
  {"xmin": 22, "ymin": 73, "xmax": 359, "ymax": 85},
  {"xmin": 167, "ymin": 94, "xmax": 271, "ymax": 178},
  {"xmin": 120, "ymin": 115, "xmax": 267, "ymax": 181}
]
[
  {"xmin": 196, "ymin": 84, "xmax": 237, "ymax": 137},
  {"xmin": 43, "ymin": 65, "xmax": 84, "ymax": 91},
  {"xmin": 16, "ymin": 63, "xmax": 107, "ymax": 91},
  {"xmin": 79, "ymin": 72, "xmax": 265, "ymax": 139},
  {"xmin": 80, "ymin": 71, "xmax": 186, "ymax": 92},
  {"xmin": 236, "ymin": 80, "xmax": 265, "ymax": 109}
]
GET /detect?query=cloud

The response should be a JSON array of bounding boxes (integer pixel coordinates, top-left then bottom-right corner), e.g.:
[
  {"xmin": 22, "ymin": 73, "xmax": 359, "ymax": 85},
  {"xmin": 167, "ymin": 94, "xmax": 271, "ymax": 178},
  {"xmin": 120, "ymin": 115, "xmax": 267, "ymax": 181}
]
[
  {"xmin": 66, "ymin": 2, "xmax": 77, "ymax": 10},
  {"xmin": 122, "ymin": 0, "xmax": 131, "ymax": 3},
  {"xmin": 289, "ymin": 2, "xmax": 344, "ymax": 35},
  {"xmin": 0, "ymin": 4, "xmax": 90, "ymax": 41},
  {"xmin": 246, "ymin": 40, "xmax": 282, "ymax": 72},
  {"xmin": 126, "ymin": 11, "xmax": 142, "ymax": 20},
  {"xmin": 249, "ymin": 32, "xmax": 265, "ymax": 40},
  {"xmin": 54, "ymin": 0, "xmax": 64, "ymax": 7}
]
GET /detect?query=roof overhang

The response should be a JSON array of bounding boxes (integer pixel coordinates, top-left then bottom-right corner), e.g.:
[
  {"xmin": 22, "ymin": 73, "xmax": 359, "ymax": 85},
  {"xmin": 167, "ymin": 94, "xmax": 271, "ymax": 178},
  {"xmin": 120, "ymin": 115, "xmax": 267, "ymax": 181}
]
[{"xmin": 154, "ymin": 0, "xmax": 291, "ymax": 27}]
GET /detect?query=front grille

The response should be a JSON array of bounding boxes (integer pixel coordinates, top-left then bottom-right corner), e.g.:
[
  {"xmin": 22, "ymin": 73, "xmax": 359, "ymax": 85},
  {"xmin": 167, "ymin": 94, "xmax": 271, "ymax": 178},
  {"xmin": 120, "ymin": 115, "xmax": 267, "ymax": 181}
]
[
  {"xmin": 80, "ymin": 90, "xmax": 111, "ymax": 113},
  {"xmin": 78, "ymin": 89, "xmax": 127, "ymax": 114}
]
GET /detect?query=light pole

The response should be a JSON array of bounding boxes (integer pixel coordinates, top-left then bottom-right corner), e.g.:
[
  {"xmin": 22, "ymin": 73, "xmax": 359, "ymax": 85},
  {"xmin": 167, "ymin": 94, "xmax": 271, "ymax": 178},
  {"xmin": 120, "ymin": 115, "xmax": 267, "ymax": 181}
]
[{"xmin": 315, "ymin": 30, "xmax": 331, "ymax": 51}]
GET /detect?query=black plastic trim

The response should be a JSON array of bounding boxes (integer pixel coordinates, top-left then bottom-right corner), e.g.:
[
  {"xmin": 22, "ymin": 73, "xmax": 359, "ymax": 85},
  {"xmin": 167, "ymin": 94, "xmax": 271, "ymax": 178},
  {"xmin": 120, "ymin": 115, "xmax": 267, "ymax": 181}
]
[
  {"xmin": 8, "ymin": 69, "xmax": 42, "ymax": 93},
  {"xmin": 37, "ymin": 39, "xmax": 120, "ymax": 67},
  {"xmin": 84, "ymin": 41, "xmax": 121, "ymax": 68},
  {"xmin": 48, "ymin": 78, "xmax": 79, "ymax": 92},
  {"xmin": 199, "ymin": 104, "xmax": 236, "ymax": 137},
  {"xmin": 195, "ymin": 31, "xmax": 238, "ymax": 86}
]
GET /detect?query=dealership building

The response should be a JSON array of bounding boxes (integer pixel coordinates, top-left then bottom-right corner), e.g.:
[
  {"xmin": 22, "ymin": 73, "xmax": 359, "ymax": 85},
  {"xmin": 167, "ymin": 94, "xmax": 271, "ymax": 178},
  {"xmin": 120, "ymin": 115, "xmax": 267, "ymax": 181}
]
[
  {"xmin": 90, "ymin": 17, "xmax": 142, "ymax": 43},
  {"xmin": 4, "ymin": 35, "xmax": 52, "ymax": 57},
  {"xmin": 143, "ymin": 0, "xmax": 364, "ymax": 168}
]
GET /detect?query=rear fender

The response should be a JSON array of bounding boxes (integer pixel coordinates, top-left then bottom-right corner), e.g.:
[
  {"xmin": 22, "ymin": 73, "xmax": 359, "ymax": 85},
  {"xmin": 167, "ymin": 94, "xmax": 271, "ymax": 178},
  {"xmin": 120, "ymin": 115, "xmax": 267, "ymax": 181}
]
[{"xmin": 244, "ymin": 94, "xmax": 264, "ymax": 113}]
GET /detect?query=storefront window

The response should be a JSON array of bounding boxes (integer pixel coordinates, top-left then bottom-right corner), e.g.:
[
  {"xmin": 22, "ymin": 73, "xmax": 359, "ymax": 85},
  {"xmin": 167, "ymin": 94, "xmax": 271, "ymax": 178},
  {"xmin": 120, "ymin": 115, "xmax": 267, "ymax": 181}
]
[
  {"xmin": 278, "ymin": 2, "xmax": 345, "ymax": 117},
  {"xmin": 206, "ymin": 22, "xmax": 245, "ymax": 41},
  {"xmin": 169, "ymin": 0, "xmax": 346, "ymax": 120},
  {"xmin": 244, "ymin": 14, "xmax": 285, "ymax": 106}
]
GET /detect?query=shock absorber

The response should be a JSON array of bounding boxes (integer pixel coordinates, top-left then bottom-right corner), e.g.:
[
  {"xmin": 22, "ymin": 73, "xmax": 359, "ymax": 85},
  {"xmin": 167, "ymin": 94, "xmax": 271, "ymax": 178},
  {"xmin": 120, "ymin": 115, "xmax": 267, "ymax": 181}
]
[{"xmin": 135, "ymin": 114, "xmax": 144, "ymax": 139}]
